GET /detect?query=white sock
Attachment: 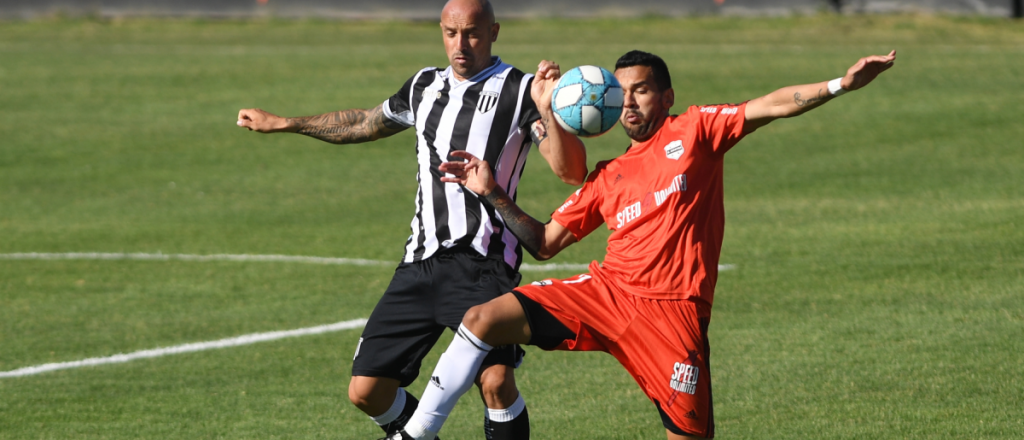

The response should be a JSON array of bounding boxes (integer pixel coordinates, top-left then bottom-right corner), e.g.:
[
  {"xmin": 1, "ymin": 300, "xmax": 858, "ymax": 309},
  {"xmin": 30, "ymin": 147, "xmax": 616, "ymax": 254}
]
[
  {"xmin": 369, "ymin": 388, "xmax": 407, "ymax": 426},
  {"xmin": 486, "ymin": 393, "xmax": 526, "ymax": 422},
  {"xmin": 405, "ymin": 324, "xmax": 493, "ymax": 440}
]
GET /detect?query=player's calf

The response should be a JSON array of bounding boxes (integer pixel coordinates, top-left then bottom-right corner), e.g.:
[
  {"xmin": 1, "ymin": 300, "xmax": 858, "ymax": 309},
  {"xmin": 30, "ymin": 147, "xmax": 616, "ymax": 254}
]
[{"xmin": 477, "ymin": 365, "xmax": 530, "ymax": 440}]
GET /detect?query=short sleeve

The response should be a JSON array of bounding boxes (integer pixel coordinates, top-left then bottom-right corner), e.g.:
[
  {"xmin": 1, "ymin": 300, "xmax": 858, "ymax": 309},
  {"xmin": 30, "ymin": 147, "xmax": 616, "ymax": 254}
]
[
  {"xmin": 518, "ymin": 76, "xmax": 542, "ymax": 131},
  {"xmin": 694, "ymin": 102, "xmax": 748, "ymax": 155},
  {"xmin": 550, "ymin": 164, "xmax": 607, "ymax": 241},
  {"xmin": 383, "ymin": 74, "xmax": 418, "ymax": 128}
]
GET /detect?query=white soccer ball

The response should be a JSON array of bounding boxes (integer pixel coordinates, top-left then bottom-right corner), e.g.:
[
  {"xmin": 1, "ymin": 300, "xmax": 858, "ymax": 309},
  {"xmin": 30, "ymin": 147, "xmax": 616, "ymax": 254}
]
[{"xmin": 550, "ymin": 65, "xmax": 623, "ymax": 137}]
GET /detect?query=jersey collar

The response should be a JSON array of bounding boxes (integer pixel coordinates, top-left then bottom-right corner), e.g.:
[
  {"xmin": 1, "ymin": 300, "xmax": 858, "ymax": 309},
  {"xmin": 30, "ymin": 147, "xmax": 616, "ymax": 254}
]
[{"xmin": 443, "ymin": 56, "xmax": 504, "ymax": 87}]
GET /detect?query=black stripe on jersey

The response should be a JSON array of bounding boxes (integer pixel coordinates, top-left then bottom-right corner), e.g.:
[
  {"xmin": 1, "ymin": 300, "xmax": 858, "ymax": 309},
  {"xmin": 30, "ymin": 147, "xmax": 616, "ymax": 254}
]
[
  {"xmin": 414, "ymin": 80, "xmax": 453, "ymax": 261},
  {"xmin": 408, "ymin": 69, "xmax": 438, "ymax": 121},
  {"xmin": 482, "ymin": 71, "xmax": 527, "ymax": 167}
]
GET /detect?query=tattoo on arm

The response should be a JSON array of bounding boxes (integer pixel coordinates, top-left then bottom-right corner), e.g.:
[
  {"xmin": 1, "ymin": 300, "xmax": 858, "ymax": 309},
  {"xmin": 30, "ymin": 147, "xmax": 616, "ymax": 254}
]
[
  {"xmin": 484, "ymin": 188, "xmax": 546, "ymax": 255},
  {"xmin": 793, "ymin": 88, "xmax": 833, "ymax": 108},
  {"xmin": 291, "ymin": 105, "xmax": 406, "ymax": 144}
]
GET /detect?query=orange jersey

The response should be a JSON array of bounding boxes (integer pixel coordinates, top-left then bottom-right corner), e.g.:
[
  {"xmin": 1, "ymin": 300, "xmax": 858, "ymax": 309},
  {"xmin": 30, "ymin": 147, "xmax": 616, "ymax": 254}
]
[{"xmin": 551, "ymin": 103, "xmax": 747, "ymax": 303}]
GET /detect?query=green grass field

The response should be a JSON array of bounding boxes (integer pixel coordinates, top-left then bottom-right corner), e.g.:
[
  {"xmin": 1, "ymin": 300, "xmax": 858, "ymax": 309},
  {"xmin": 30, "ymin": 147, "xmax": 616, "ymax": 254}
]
[{"xmin": 1, "ymin": 14, "xmax": 1022, "ymax": 439}]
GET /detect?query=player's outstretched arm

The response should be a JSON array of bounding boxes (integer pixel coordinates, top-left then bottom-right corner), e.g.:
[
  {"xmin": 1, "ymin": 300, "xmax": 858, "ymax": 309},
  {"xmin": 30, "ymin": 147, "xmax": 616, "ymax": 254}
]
[
  {"xmin": 236, "ymin": 104, "xmax": 407, "ymax": 144},
  {"xmin": 743, "ymin": 50, "xmax": 896, "ymax": 133},
  {"xmin": 440, "ymin": 150, "xmax": 578, "ymax": 260},
  {"xmin": 531, "ymin": 60, "xmax": 588, "ymax": 185}
]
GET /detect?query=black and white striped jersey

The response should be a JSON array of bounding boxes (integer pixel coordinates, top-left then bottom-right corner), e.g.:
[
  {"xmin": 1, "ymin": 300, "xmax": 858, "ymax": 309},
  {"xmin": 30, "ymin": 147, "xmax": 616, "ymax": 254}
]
[{"xmin": 382, "ymin": 57, "xmax": 540, "ymax": 270}]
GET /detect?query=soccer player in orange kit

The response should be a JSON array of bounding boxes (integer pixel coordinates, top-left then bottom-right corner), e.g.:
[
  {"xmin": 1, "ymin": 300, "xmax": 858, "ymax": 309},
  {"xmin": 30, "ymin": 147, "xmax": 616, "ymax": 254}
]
[{"xmin": 383, "ymin": 49, "xmax": 896, "ymax": 440}]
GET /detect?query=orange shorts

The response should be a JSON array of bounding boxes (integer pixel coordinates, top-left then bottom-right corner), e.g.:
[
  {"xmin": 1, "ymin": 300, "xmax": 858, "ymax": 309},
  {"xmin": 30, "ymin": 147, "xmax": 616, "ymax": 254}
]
[{"xmin": 514, "ymin": 272, "xmax": 715, "ymax": 438}]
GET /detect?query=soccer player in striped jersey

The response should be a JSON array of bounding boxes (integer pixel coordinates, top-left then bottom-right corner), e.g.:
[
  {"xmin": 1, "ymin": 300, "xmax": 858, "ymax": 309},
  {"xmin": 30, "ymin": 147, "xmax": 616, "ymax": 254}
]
[
  {"xmin": 236, "ymin": 1, "xmax": 587, "ymax": 439},
  {"xmin": 393, "ymin": 49, "xmax": 896, "ymax": 439}
]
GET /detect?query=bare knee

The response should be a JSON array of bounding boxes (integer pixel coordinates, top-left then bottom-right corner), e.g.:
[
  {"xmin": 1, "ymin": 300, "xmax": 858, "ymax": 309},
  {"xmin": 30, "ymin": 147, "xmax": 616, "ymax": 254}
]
[
  {"xmin": 463, "ymin": 303, "xmax": 496, "ymax": 336},
  {"xmin": 348, "ymin": 376, "xmax": 399, "ymax": 416},
  {"xmin": 476, "ymin": 365, "xmax": 519, "ymax": 409},
  {"xmin": 463, "ymin": 294, "xmax": 527, "ymax": 345}
]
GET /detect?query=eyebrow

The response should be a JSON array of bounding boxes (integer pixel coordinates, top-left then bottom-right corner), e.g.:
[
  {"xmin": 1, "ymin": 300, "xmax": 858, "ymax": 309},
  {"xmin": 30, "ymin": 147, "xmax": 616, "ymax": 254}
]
[{"xmin": 442, "ymin": 24, "xmax": 480, "ymax": 32}]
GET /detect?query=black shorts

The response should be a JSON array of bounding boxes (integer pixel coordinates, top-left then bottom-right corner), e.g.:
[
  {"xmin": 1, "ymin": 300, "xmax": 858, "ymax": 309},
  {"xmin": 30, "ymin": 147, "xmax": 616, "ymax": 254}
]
[{"xmin": 351, "ymin": 249, "xmax": 525, "ymax": 387}]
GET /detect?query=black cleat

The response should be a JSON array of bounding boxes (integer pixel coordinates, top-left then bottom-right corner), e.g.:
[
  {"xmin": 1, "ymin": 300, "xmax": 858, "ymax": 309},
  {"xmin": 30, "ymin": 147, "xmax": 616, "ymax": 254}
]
[{"xmin": 376, "ymin": 431, "xmax": 440, "ymax": 440}]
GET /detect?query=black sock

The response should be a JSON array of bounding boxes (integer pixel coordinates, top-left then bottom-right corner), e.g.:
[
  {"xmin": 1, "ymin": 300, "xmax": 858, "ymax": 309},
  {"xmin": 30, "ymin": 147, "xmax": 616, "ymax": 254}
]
[
  {"xmin": 484, "ymin": 405, "xmax": 530, "ymax": 440},
  {"xmin": 380, "ymin": 391, "xmax": 419, "ymax": 436}
]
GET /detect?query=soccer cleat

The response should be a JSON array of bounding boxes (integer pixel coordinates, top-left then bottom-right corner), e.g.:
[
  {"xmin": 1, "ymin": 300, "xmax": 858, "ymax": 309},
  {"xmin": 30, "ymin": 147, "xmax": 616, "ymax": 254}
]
[{"xmin": 376, "ymin": 431, "xmax": 439, "ymax": 440}]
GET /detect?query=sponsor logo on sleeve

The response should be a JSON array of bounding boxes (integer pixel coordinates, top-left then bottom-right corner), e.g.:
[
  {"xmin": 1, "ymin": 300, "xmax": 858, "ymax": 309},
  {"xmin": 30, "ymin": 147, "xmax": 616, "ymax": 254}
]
[
  {"xmin": 700, "ymin": 106, "xmax": 738, "ymax": 115},
  {"xmin": 557, "ymin": 189, "xmax": 583, "ymax": 213}
]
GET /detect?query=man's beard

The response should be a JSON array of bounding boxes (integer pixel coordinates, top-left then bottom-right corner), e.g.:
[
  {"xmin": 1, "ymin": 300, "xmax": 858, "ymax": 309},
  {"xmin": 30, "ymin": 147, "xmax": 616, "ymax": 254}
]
[{"xmin": 621, "ymin": 111, "xmax": 659, "ymax": 142}]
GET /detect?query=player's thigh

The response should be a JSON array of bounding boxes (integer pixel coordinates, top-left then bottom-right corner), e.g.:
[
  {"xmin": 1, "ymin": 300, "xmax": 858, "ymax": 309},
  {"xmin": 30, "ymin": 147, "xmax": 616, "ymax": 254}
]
[
  {"xmin": 433, "ymin": 251, "xmax": 522, "ymax": 328},
  {"xmin": 352, "ymin": 263, "xmax": 446, "ymax": 387},
  {"xmin": 618, "ymin": 299, "xmax": 714, "ymax": 438},
  {"xmin": 463, "ymin": 293, "xmax": 531, "ymax": 346}
]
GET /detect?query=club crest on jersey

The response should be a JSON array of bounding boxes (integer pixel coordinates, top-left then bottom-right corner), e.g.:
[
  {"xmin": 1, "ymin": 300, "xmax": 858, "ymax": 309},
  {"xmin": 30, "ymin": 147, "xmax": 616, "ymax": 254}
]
[
  {"xmin": 664, "ymin": 140, "xmax": 684, "ymax": 160},
  {"xmin": 477, "ymin": 91, "xmax": 500, "ymax": 114}
]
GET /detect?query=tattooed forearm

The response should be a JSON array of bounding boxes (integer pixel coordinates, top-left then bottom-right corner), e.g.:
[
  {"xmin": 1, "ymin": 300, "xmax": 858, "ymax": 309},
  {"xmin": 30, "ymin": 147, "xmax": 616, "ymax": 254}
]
[
  {"xmin": 793, "ymin": 88, "xmax": 832, "ymax": 108},
  {"xmin": 290, "ymin": 105, "xmax": 406, "ymax": 144},
  {"xmin": 484, "ymin": 188, "xmax": 546, "ymax": 256}
]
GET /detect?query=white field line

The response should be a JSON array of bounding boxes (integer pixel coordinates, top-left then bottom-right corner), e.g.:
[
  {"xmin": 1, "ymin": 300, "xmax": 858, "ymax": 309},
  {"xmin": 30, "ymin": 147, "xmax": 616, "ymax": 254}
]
[
  {"xmin": 0, "ymin": 252, "xmax": 734, "ymax": 272},
  {"xmin": 0, "ymin": 319, "xmax": 368, "ymax": 379}
]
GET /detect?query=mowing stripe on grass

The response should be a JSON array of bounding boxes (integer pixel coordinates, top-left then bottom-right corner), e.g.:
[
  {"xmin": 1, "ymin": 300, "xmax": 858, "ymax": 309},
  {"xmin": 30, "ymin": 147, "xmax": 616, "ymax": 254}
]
[
  {"xmin": 0, "ymin": 252, "xmax": 738, "ymax": 271},
  {"xmin": 0, "ymin": 318, "xmax": 368, "ymax": 379}
]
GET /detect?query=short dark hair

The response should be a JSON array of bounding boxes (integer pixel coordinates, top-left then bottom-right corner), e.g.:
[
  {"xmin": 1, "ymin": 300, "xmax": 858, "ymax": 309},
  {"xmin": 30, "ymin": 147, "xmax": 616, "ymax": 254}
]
[{"xmin": 615, "ymin": 50, "xmax": 672, "ymax": 92}]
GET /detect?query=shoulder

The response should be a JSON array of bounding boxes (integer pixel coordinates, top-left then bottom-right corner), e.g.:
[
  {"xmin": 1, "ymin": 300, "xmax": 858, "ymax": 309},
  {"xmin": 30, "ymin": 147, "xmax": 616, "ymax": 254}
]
[
  {"xmin": 400, "ymin": 66, "xmax": 443, "ymax": 89},
  {"xmin": 588, "ymin": 160, "xmax": 613, "ymax": 181}
]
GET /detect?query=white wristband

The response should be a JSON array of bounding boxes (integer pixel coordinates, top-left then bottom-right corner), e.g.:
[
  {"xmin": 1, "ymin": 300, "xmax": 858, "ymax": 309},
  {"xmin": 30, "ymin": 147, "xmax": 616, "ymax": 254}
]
[{"xmin": 827, "ymin": 78, "xmax": 847, "ymax": 96}]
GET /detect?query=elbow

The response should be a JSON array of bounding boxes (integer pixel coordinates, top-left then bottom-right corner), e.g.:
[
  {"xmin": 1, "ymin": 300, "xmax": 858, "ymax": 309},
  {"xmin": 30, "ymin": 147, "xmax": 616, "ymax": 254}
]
[
  {"xmin": 559, "ymin": 174, "xmax": 584, "ymax": 186},
  {"xmin": 533, "ymin": 246, "xmax": 561, "ymax": 261},
  {"xmin": 555, "ymin": 166, "xmax": 587, "ymax": 186}
]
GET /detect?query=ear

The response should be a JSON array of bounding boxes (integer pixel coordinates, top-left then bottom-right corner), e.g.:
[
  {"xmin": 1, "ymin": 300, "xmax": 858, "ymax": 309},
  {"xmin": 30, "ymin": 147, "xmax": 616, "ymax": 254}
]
[
  {"xmin": 663, "ymin": 88, "xmax": 675, "ymax": 111},
  {"xmin": 491, "ymin": 22, "xmax": 500, "ymax": 42}
]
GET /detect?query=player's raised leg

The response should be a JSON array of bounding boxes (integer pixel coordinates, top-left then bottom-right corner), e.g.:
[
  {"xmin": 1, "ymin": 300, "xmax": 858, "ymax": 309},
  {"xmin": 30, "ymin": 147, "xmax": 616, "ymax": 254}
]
[{"xmin": 398, "ymin": 294, "xmax": 532, "ymax": 440}]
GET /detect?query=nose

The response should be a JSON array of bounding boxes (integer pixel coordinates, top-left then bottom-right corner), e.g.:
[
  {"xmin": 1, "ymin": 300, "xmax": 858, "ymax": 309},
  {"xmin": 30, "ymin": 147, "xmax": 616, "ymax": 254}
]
[
  {"xmin": 456, "ymin": 32, "xmax": 472, "ymax": 50},
  {"xmin": 622, "ymin": 90, "xmax": 637, "ymax": 108}
]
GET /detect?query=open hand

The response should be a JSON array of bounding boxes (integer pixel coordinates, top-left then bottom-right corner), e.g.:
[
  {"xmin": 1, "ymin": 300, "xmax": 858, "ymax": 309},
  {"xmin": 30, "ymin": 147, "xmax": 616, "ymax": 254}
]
[
  {"xmin": 531, "ymin": 60, "xmax": 562, "ymax": 114},
  {"xmin": 439, "ymin": 150, "xmax": 497, "ymax": 196},
  {"xmin": 841, "ymin": 50, "xmax": 897, "ymax": 91}
]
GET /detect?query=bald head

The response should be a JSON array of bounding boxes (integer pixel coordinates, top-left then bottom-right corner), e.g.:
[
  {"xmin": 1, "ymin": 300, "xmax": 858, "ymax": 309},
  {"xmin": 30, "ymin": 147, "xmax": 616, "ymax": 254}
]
[
  {"xmin": 441, "ymin": 0, "xmax": 495, "ymax": 26},
  {"xmin": 440, "ymin": 0, "xmax": 500, "ymax": 80}
]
